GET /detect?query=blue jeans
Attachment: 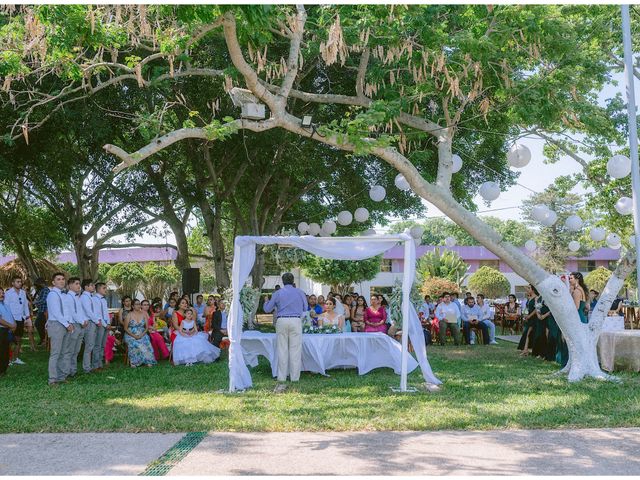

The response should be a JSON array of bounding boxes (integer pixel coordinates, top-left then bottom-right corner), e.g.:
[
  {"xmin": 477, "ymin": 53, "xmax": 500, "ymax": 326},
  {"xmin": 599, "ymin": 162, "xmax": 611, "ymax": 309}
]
[{"xmin": 463, "ymin": 321, "xmax": 489, "ymax": 345}]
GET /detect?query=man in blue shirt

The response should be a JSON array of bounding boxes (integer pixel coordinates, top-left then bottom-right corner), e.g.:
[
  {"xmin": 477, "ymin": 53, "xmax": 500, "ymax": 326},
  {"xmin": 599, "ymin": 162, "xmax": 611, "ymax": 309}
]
[
  {"xmin": 461, "ymin": 296, "xmax": 490, "ymax": 345},
  {"xmin": 263, "ymin": 272, "xmax": 308, "ymax": 392},
  {"xmin": 0, "ymin": 287, "xmax": 16, "ymax": 376}
]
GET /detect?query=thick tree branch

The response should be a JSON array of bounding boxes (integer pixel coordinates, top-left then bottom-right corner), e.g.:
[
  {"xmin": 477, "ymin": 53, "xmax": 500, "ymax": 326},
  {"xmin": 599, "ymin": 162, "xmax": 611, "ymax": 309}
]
[{"xmin": 278, "ymin": 5, "xmax": 307, "ymax": 101}]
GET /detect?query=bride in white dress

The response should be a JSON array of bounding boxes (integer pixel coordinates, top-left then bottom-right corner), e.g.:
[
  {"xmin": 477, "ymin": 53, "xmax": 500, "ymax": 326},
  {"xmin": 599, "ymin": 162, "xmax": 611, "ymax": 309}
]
[
  {"xmin": 173, "ymin": 308, "xmax": 220, "ymax": 366},
  {"xmin": 318, "ymin": 298, "xmax": 345, "ymax": 332}
]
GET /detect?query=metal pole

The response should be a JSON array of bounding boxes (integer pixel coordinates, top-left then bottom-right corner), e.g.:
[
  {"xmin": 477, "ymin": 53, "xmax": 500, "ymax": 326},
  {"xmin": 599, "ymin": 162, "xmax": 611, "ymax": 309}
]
[{"xmin": 621, "ymin": 5, "xmax": 640, "ymax": 296}]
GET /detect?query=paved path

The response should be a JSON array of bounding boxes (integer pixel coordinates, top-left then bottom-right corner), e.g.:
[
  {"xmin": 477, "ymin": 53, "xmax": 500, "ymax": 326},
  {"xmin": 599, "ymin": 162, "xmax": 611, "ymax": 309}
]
[
  {"xmin": 168, "ymin": 428, "xmax": 640, "ymax": 476},
  {"xmin": 0, "ymin": 433, "xmax": 183, "ymax": 475}
]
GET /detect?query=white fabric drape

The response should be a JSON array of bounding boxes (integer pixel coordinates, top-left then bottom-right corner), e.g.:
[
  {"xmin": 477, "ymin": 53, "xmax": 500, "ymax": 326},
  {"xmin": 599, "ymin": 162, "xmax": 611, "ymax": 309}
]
[{"xmin": 228, "ymin": 234, "xmax": 442, "ymax": 391}]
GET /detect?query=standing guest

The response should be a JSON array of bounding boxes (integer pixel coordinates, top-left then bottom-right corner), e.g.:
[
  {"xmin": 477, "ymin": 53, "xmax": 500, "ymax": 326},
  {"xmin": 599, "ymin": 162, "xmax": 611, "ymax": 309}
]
[
  {"xmin": 208, "ymin": 299, "xmax": 224, "ymax": 347},
  {"xmin": 570, "ymin": 272, "xmax": 589, "ymax": 324},
  {"xmin": 318, "ymin": 298, "xmax": 345, "ymax": 331},
  {"xmin": 46, "ymin": 273, "xmax": 72, "ymax": 386},
  {"xmin": 505, "ymin": 294, "xmax": 521, "ymax": 335},
  {"xmin": 271, "ymin": 285, "xmax": 281, "ymax": 326},
  {"xmin": 435, "ymin": 292, "xmax": 461, "ymax": 346},
  {"xmin": 62, "ymin": 277, "xmax": 84, "ymax": 378},
  {"xmin": 171, "ymin": 298, "xmax": 190, "ymax": 345},
  {"xmin": 80, "ymin": 280, "xmax": 100, "ymax": 373},
  {"xmin": 417, "ymin": 296, "xmax": 433, "ymax": 346},
  {"xmin": 164, "ymin": 291, "xmax": 179, "ymax": 310},
  {"xmin": 342, "ymin": 294, "xmax": 353, "ymax": 332},
  {"xmin": 4, "ymin": 276, "xmax": 30, "ymax": 365},
  {"xmin": 123, "ymin": 299, "xmax": 156, "ymax": 367},
  {"xmin": 93, "ymin": 282, "xmax": 110, "ymax": 370},
  {"xmin": 142, "ymin": 300, "xmax": 169, "ymax": 361},
  {"xmin": 350, "ymin": 296, "xmax": 367, "ymax": 332},
  {"xmin": 194, "ymin": 294, "xmax": 206, "ymax": 330},
  {"xmin": 461, "ymin": 296, "xmax": 489, "ymax": 345},
  {"xmin": 33, "ymin": 278, "xmax": 49, "ymax": 347},
  {"xmin": 476, "ymin": 294, "xmax": 498, "ymax": 345},
  {"xmin": 263, "ymin": 273, "xmax": 308, "ymax": 392},
  {"xmin": 518, "ymin": 286, "xmax": 539, "ymax": 356},
  {"xmin": 0, "ymin": 288, "xmax": 16, "ymax": 377},
  {"xmin": 218, "ymin": 300, "xmax": 229, "ymax": 336},
  {"xmin": 536, "ymin": 295, "xmax": 560, "ymax": 363},
  {"xmin": 204, "ymin": 296, "xmax": 217, "ymax": 338},
  {"xmin": 364, "ymin": 294, "xmax": 388, "ymax": 333},
  {"xmin": 589, "ymin": 290, "xmax": 599, "ymax": 314}
]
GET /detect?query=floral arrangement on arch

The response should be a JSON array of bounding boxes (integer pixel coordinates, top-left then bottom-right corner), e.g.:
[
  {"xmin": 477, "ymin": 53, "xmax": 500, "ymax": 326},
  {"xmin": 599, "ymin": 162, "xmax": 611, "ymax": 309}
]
[{"xmin": 388, "ymin": 278, "xmax": 423, "ymax": 331}]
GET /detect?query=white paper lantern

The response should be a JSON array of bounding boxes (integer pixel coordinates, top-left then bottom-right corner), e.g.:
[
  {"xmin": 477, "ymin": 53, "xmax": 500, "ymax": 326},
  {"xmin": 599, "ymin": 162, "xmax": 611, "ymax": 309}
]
[
  {"xmin": 321, "ymin": 220, "xmax": 337, "ymax": 235},
  {"xmin": 568, "ymin": 240, "xmax": 581, "ymax": 252},
  {"xmin": 337, "ymin": 210, "xmax": 353, "ymax": 226},
  {"xmin": 532, "ymin": 204, "xmax": 549, "ymax": 222},
  {"xmin": 479, "ymin": 181, "xmax": 500, "ymax": 201},
  {"xmin": 307, "ymin": 223, "xmax": 321, "ymax": 236},
  {"xmin": 564, "ymin": 214, "xmax": 583, "ymax": 232},
  {"xmin": 607, "ymin": 154, "xmax": 632, "ymax": 179},
  {"xmin": 590, "ymin": 227, "xmax": 606, "ymax": 242},
  {"xmin": 540, "ymin": 209, "xmax": 558, "ymax": 227},
  {"xmin": 507, "ymin": 143, "xmax": 531, "ymax": 168},
  {"xmin": 369, "ymin": 185, "xmax": 386, "ymax": 202},
  {"xmin": 363, "ymin": 228, "xmax": 377, "ymax": 236},
  {"xmin": 297, "ymin": 222, "xmax": 309, "ymax": 234},
  {"xmin": 525, "ymin": 240, "xmax": 537, "ymax": 252},
  {"xmin": 394, "ymin": 173, "xmax": 411, "ymax": 191},
  {"xmin": 451, "ymin": 154, "xmax": 463, "ymax": 173},
  {"xmin": 606, "ymin": 233, "xmax": 621, "ymax": 248},
  {"xmin": 615, "ymin": 196, "xmax": 633, "ymax": 216},
  {"xmin": 409, "ymin": 225, "xmax": 424, "ymax": 239},
  {"xmin": 444, "ymin": 236, "xmax": 457, "ymax": 247},
  {"xmin": 354, "ymin": 207, "xmax": 369, "ymax": 223}
]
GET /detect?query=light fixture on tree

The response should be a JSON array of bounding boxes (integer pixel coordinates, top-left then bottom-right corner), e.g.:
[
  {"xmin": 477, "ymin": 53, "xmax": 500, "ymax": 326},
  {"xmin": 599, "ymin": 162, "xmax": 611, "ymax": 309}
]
[
  {"xmin": 615, "ymin": 196, "xmax": 633, "ymax": 215},
  {"xmin": 568, "ymin": 240, "xmax": 581, "ymax": 252},
  {"xmin": 590, "ymin": 227, "xmax": 606, "ymax": 242},
  {"xmin": 444, "ymin": 236, "xmax": 457, "ymax": 247},
  {"xmin": 354, "ymin": 207, "xmax": 369, "ymax": 222},
  {"xmin": 525, "ymin": 239, "xmax": 537, "ymax": 252},
  {"xmin": 409, "ymin": 225, "xmax": 424, "ymax": 240},
  {"xmin": 369, "ymin": 185, "xmax": 386, "ymax": 202},
  {"xmin": 297, "ymin": 222, "xmax": 309, "ymax": 235},
  {"xmin": 451, "ymin": 154, "xmax": 463, "ymax": 173},
  {"xmin": 307, "ymin": 223, "xmax": 321, "ymax": 236},
  {"xmin": 337, "ymin": 210, "xmax": 353, "ymax": 226},
  {"xmin": 606, "ymin": 233, "xmax": 621, "ymax": 248},
  {"xmin": 532, "ymin": 204, "xmax": 549, "ymax": 222},
  {"xmin": 479, "ymin": 181, "xmax": 500, "ymax": 201},
  {"xmin": 321, "ymin": 220, "xmax": 337, "ymax": 235},
  {"xmin": 507, "ymin": 143, "xmax": 532, "ymax": 168},
  {"xmin": 228, "ymin": 87, "xmax": 266, "ymax": 120},
  {"xmin": 607, "ymin": 154, "xmax": 632, "ymax": 179},
  {"xmin": 564, "ymin": 215, "xmax": 583, "ymax": 232},
  {"xmin": 301, "ymin": 115, "xmax": 313, "ymax": 128},
  {"xmin": 394, "ymin": 173, "xmax": 411, "ymax": 191},
  {"xmin": 540, "ymin": 209, "xmax": 558, "ymax": 227}
]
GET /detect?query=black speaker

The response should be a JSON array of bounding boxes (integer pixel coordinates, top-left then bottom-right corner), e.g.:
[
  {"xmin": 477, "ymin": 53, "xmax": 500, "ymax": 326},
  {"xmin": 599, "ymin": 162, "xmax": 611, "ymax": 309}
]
[{"xmin": 182, "ymin": 268, "xmax": 200, "ymax": 294}]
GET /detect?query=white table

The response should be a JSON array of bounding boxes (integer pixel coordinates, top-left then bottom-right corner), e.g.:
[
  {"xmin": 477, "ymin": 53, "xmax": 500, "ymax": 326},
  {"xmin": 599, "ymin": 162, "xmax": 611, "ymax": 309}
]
[
  {"xmin": 602, "ymin": 315, "xmax": 625, "ymax": 332},
  {"xmin": 598, "ymin": 330, "xmax": 640, "ymax": 372},
  {"xmin": 241, "ymin": 331, "xmax": 419, "ymax": 377}
]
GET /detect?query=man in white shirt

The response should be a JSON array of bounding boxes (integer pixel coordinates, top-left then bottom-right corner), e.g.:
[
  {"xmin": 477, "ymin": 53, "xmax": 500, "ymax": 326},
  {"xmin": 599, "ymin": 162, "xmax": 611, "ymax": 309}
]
[
  {"xmin": 0, "ymin": 287, "xmax": 16, "ymax": 376},
  {"xmin": 80, "ymin": 279, "xmax": 100, "ymax": 373},
  {"xmin": 46, "ymin": 272, "xmax": 73, "ymax": 385},
  {"xmin": 62, "ymin": 277, "xmax": 84, "ymax": 378},
  {"xmin": 435, "ymin": 292, "xmax": 461, "ymax": 346},
  {"xmin": 476, "ymin": 294, "xmax": 498, "ymax": 345},
  {"xmin": 4, "ymin": 276, "xmax": 30, "ymax": 365},
  {"xmin": 92, "ymin": 282, "xmax": 110, "ymax": 371}
]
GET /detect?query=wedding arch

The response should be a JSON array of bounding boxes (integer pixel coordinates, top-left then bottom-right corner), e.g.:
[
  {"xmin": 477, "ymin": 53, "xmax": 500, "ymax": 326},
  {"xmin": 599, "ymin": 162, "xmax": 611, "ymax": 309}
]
[{"xmin": 227, "ymin": 233, "xmax": 442, "ymax": 392}]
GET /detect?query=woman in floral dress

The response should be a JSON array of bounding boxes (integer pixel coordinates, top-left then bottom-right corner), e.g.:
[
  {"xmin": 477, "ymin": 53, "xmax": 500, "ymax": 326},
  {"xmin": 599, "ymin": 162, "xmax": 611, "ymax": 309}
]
[{"xmin": 123, "ymin": 299, "xmax": 157, "ymax": 367}]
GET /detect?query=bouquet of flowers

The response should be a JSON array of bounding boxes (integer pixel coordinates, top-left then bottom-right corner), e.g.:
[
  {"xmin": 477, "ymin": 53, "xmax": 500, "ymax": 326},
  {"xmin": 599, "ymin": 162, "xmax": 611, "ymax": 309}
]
[
  {"xmin": 303, "ymin": 324, "xmax": 341, "ymax": 334},
  {"xmin": 154, "ymin": 319, "xmax": 167, "ymax": 331}
]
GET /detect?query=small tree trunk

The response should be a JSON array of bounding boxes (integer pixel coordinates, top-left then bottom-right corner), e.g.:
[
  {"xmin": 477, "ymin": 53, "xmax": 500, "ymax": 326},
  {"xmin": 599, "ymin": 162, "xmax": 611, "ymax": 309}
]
[
  {"xmin": 12, "ymin": 240, "xmax": 39, "ymax": 283},
  {"xmin": 200, "ymin": 198, "xmax": 230, "ymax": 288}
]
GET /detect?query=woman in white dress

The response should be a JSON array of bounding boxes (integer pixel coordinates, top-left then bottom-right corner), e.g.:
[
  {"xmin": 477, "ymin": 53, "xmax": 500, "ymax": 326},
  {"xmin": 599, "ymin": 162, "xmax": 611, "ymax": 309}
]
[
  {"xmin": 172, "ymin": 308, "xmax": 220, "ymax": 366},
  {"xmin": 318, "ymin": 298, "xmax": 345, "ymax": 332}
]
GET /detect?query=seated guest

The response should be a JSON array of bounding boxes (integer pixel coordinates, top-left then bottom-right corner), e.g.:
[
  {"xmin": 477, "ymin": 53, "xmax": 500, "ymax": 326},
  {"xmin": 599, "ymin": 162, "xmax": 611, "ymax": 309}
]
[
  {"xmin": 318, "ymin": 298, "xmax": 345, "ymax": 331},
  {"xmin": 342, "ymin": 294, "xmax": 353, "ymax": 332},
  {"xmin": 589, "ymin": 289, "xmax": 599, "ymax": 314},
  {"xmin": 307, "ymin": 295, "xmax": 323, "ymax": 325},
  {"xmin": 609, "ymin": 295, "xmax": 624, "ymax": 316},
  {"xmin": 173, "ymin": 308, "xmax": 220, "ymax": 366},
  {"xmin": 123, "ymin": 299, "xmax": 156, "ymax": 368},
  {"xmin": 435, "ymin": 292, "xmax": 461, "ymax": 345},
  {"xmin": 317, "ymin": 295, "xmax": 326, "ymax": 313},
  {"xmin": 505, "ymin": 294, "xmax": 521, "ymax": 334},
  {"xmin": 418, "ymin": 303, "xmax": 433, "ymax": 347},
  {"xmin": 164, "ymin": 291, "xmax": 179, "ymax": 310},
  {"xmin": 163, "ymin": 297, "xmax": 177, "ymax": 323},
  {"xmin": 142, "ymin": 299, "xmax": 169, "ymax": 360},
  {"xmin": 194, "ymin": 294, "xmax": 206, "ymax": 330},
  {"xmin": 218, "ymin": 300, "xmax": 229, "ymax": 336},
  {"xmin": 364, "ymin": 294, "xmax": 388, "ymax": 333},
  {"xmin": 350, "ymin": 296, "xmax": 367, "ymax": 332},
  {"xmin": 476, "ymin": 294, "xmax": 498, "ymax": 345},
  {"xmin": 461, "ymin": 296, "xmax": 489, "ymax": 345}
]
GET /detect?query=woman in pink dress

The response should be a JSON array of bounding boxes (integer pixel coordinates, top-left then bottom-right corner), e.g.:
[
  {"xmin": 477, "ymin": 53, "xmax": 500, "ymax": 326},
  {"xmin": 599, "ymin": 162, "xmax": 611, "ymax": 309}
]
[
  {"xmin": 364, "ymin": 294, "xmax": 388, "ymax": 333},
  {"xmin": 142, "ymin": 299, "xmax": 169, "ymax": 360}
]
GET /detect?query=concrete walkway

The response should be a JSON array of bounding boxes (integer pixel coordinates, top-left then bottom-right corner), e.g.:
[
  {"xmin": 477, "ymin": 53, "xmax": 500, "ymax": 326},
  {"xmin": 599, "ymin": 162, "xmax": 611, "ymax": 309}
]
[{"xmin": 168, "ymin": 428, "xmax": 640, "ymax": 476}]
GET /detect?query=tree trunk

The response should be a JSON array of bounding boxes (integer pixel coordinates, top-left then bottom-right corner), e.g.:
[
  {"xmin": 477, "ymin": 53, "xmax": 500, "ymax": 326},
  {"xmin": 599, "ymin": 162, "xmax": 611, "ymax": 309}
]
[
  {"xmin": 11, "ymin": 239, "xmax": 40, "ymax": 282},
  {"xmin": 199, "ymin": 197, "xmax": 230, "ymax": 288},
  {"xmin": 251, "ymin": 246, "xmax": 266, "ymax": 290},
  {"xmin": 170, "ymin": 221, "xmax": 191, "ymax": 272}
]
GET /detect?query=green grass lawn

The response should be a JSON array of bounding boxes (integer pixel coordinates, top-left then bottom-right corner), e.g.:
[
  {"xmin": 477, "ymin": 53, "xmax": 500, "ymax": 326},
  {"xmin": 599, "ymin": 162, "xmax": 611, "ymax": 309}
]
[{"xmin": 2, "ymin": 338, "xmax": 640, "ymax": 433}]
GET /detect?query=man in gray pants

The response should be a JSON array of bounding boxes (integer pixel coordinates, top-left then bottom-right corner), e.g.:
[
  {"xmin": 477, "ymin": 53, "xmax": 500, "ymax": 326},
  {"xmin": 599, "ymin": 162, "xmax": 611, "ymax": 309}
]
[
  {"xmin": 62, "ymin": 277, "xmax": 84, "ymax": 377},
  {"xmin": 80, "ymin": 279, "xmax": 100, "ymax": 373},
  {"xmin": 46, "ymin": 272, "xmax": 73, "ymax": 386},
  {"xmin": 93, "ymin": 282, "xmax": 109, "ymax": 370}
]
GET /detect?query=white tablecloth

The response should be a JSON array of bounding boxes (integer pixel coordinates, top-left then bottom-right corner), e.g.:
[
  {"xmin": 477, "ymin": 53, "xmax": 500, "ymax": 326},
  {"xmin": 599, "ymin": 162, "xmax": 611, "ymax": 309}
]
[
  {"xmin": 241, "ymin": 331, "xmax": 419, "ymax": 377},
  {"xmin": 598, "ymin": 330, "xmax": 640, "ymax": 372},
  {"xmin": 602, "ymin": 315, "xmax": 625, "ymax": 332}
]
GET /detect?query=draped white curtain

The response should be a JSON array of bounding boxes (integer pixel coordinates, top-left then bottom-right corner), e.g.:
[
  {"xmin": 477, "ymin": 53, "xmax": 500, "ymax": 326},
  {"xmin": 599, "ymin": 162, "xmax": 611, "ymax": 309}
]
[{"xmin": 228, "ymin": 234, "xmax": 442, "ymax": 391}]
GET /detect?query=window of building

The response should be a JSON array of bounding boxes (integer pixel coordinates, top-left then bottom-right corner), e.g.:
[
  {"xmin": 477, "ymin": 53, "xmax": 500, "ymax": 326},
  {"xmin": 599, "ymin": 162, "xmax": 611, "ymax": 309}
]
[
  {"xmin": 577, "ymin": 260, "xmax": 596, "ymax": 273},
  {"xmin": 380, "ymin": 259, "xmax": 393, "ymax": 272},
  {"xmin": 479, "ymin": 260, "xmax": 500, "ymax": 270}
]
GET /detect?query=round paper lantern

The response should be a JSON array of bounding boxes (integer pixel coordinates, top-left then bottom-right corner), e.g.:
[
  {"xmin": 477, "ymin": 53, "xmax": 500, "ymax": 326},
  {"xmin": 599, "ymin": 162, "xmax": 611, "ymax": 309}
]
[
  {"xmin": 409, "ymin": 225, "xmax": 424, "ymax": 239},
  {"xmin": 479, "ymin": 181, "xmax": 500, "ymax": 201},
  {"xmin": 590, "ymin": 227, "xmax": 606, "ymax": 242},
  {"xmin": 607, "ymin": 154, "xmax": 632, "ymax": 179},
  {"xmin": 394, "ymin": 173, "xmax": 411, "ymax": 191},
  {"xmin": 564, "ymin": 214, "xmax": 583, "ymax": 232},
  {"xmin": 444, "ymin": 236, "xmax": 457, "ymax": 247},
  {"xmin": 568, "ymin": 240, "xmax": 581, "ymax": 252},
  {"xmin": 307, "ymin": 223, "xmax": 321, "ymax": 236},
  {"xmin": 451, "ymin": 154, "xmax": 463, "ymax": 173},
  {"xmin": 507, "ymin": 143, "xmax": 531, "ymax": 168},
  {"xmin": 606, "ymin": 233, "xmax": 621, "ymax": 248},
  {"xmin": 337, "ymin": 210, "xmax": 353, "ymax": 226},
  {"xmin": 369, "ymin": 185, "xmax": 386, "ymax": 202},
  {"xmin": 297, "ymin": 222, "xmax": 309, "ymax": 234},
  {"xmin": 525, "ymin": 240, "xmax": 537, "ymax": 252},
  {"xmin": 363, "ymin": 228, "xmax": 376, "ymax": 236},
  {"xmin": 540, "ymin": 209, "xmax": 558, "ymax": 227},
  {"xmin": 615, "ymin": 196, "xmax": 633, "ymax": 216},
  {"xmin": 321, "ymin": 220, "xmax": 337, "ymax": 235},
  {"xmin": 532, "ymin": 204, "xmax": 549, "ymax": 222},
  {"xmin": 354, "ymin": 207, "xmax": 369, "ymax": 223}
]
